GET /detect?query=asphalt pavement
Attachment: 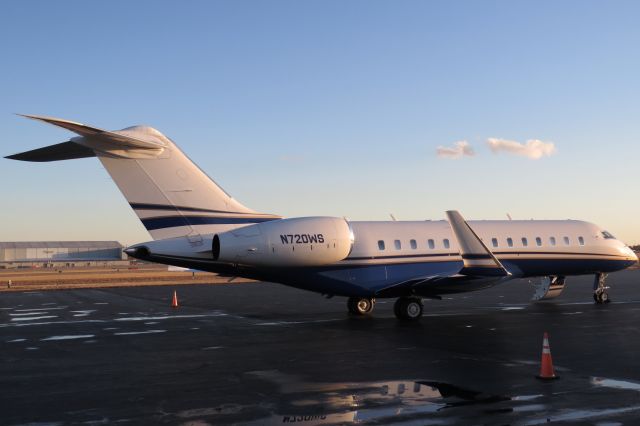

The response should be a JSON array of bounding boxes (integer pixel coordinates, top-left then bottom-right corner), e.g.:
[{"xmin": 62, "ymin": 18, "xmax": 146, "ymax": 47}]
[{"xmin": 3, "ymin": 269, "xmax": 640, "ymax": 425}]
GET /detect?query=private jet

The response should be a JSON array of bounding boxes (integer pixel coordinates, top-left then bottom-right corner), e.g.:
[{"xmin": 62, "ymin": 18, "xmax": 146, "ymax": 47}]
[{"xmin": 7, "ymin": 115, "xmax": 637, "ymax": 320}]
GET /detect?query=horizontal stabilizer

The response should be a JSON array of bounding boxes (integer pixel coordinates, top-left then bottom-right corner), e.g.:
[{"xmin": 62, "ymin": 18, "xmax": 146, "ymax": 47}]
[
  {"xmin": 446, "ymin": 210, "xmax": 510, "ymax": 277},
  {"xmin": 17, "ymin": 114, "xmax": 166, "ymax": 150},
  {"xmin": 6, "ymin": 114, "xmax": 169, "ymax": 162},
  {"xmin": 6, "ymin": 141, "xmax": 95, "ymax": 162}
]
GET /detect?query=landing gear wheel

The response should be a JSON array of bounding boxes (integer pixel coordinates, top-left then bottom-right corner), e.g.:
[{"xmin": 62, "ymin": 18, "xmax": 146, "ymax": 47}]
[
  {"xmin": 347, "ymin": 297, "xmax": 375, "ymax": 315},
  {"xmin": 394, "ymin": 297, "xmax": 423, "ymax": 321},
  {"xmin": 593, "ymin": 273, "xmax": 611, "ymax": 304},
  {"xmin": 594, "ymin": 291, "xmax": 610, "ymax": 304}
]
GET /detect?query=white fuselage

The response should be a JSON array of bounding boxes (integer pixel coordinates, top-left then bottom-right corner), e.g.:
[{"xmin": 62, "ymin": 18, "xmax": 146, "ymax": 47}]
[{"xmin": 343, "ymin": 220, "xmax": 635, "ymax": 266}]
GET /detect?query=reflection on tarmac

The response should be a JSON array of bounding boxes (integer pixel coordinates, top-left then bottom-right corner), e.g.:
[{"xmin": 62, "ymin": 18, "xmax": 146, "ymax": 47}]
[{"xmin": 244, "ymin": 371, "xmax": 519, "ymax": 425}]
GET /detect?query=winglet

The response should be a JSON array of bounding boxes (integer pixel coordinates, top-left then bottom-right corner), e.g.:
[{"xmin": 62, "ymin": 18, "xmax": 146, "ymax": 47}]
[{"xmin": 446, "ymin": 210, "xmax": 511, "ymax": 277}]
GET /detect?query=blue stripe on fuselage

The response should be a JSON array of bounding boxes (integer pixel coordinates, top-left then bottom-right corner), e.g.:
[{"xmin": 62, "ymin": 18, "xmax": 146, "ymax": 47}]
[
  {"xmin": 140, "ymin": 215, "xmax": 279, "ymax": 231},
  {"xmin": 130, "ymin": 202, "xmax": 273, "ymax": 215}
]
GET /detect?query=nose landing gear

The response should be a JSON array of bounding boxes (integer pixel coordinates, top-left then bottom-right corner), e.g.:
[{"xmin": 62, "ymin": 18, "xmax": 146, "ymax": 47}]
[{"xmin": 593, "ymin": 273, "xmax": 610, "ymax": 304}]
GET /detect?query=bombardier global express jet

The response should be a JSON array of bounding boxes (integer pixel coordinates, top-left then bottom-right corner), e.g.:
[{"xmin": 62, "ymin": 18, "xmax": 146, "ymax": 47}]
[{"xmin": 7, "ymin": 115, "xmax": 638, "ymax": 320}]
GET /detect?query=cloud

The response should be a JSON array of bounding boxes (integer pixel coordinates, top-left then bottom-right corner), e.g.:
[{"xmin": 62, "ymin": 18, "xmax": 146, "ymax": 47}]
[
  {"xmin": 436, "ymin": 141, "xmax": 475, "ymax": 159},
  {"xmin": 486, "ymin": 138, "xmax": 556, "ymax": 160}
]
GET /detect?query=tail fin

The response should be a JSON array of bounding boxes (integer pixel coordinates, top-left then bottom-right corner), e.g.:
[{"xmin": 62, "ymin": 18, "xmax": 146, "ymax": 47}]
[{"xmin": 7, "ymin": 115, "xmax": 280, "ymax": 240}]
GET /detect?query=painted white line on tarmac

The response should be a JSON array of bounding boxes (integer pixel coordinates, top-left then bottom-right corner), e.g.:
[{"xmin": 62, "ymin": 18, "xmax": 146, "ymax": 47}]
[
  {"xmin": 41, "ymin": 335, "xmax": 95, "ymax": 341},
  {"xmin": 256, "ymin": 319, "xmax": 341, "ymax": 326},
  {"xmin": 12, "ymin": 316, "xmax": 58, "ymax": 322},
  {"xmin": 10, "ymin": 312, "xmax": 52, "ymax": 316},
  {"xmin": 0, "ymin": 312, "xmax": 236, "ymax": 328},
  {"xmin": 113, "ymin": 330, "xmax": 166, "ymax": 336},
  {"xmin": 15, "ymin": 307, "xmax": 67, "ymax": 312},
  {"xmin": 114, "ymin": 313, "xmax": 225, "ymax": 322}
]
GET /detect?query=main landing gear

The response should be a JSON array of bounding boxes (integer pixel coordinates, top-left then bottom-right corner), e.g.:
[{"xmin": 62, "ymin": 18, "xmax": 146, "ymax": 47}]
[
  {"xmin": 394, "ymin": 296, "xmax": 423, "ymax": 321},
  {"xmin": 347, "ymin": 297, "xmax": 375, "ymax": 315},
  {"xmin": 593, "ymin": 273, "xmax": 610, "ymax": 304},
  {"xmin": 346, "ymin": 296, "xmax": 424, "ymax": 320}
]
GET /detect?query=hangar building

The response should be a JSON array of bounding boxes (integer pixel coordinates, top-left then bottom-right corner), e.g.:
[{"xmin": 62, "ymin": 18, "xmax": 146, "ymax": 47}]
[{"xmin": 0, "ymin": 241, "xmax": 126, "ymax": 267}]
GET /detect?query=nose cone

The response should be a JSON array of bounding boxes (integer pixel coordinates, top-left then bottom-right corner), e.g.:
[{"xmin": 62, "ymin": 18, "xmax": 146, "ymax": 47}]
[{"xmin": 620, "ymin": 245, "xmax": 639, "ymax": 268}]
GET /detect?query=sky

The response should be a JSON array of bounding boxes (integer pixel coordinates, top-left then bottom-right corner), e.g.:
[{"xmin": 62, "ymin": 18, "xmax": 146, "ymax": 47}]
[{"xmin": 1, "ymin": 1, "xmax": 639, "ymax": 246}]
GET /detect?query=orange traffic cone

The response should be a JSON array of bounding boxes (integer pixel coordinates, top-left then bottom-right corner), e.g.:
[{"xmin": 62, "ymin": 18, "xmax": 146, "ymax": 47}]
[
  {"xmin": 537, "ymin": 332, "xmax": 558, "ymax": 380},
  {"xmin": 171, "ymin": 290, "xmax": 179, "ymax": 308}
]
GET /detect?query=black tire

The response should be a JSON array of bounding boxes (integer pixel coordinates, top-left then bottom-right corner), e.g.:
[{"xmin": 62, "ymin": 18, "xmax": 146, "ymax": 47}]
[{"xmin": 394, "ymin": 297, "xmax": 423, "ymax": 321}]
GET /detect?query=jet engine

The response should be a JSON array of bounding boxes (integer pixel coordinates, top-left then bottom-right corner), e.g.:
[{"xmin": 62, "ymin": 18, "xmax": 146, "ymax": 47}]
[{"xmin": 212, "ymin": 216, "xmax": 354, "ymax": 267}]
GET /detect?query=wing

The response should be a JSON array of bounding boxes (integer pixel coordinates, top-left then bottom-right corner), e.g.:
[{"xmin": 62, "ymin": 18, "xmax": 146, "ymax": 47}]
[{"xmin": 446, "ymin": 210, "xmax": 511, "ymax": 277}]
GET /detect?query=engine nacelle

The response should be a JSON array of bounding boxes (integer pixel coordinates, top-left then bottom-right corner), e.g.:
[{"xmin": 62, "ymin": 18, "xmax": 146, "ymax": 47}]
[
  {"xmin": 212, "ymin": 217, "xmax": 354, "ymax": 267},
  {"xmin": 531, "ymin": 276, "xmax": 566, "ymax": 301}
]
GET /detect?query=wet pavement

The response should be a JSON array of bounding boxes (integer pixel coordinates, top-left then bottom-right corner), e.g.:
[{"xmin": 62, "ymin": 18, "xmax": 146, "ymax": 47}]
[{"xmin": 2, "ymin": 269, "xmax": 640, "ymax": 425}]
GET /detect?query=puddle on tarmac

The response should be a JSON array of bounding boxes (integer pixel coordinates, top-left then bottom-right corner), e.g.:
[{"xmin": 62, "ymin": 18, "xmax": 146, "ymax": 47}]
[
  {"xmin": 237, "ymin": 371, "xmax": 531, "ymax": 425},
  {"xmin": 169, "ymin": 372, "xmax": 640, "ymax": 425},
  {"xmin": 223, "ymin": 373, "xmax": 640, "ymax": 425}
]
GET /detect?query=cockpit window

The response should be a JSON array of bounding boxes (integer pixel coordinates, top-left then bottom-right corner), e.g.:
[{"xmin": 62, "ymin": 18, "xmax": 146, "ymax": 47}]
[{"xmin": 602, "ymin": 231, "xmax": 616, "ymax": 239}]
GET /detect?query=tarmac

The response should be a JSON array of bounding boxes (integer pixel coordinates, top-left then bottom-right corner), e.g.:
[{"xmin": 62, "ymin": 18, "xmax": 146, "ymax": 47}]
[{"xmin": 3, "ymin": 269, "xmax": 640, "ymax": 425}]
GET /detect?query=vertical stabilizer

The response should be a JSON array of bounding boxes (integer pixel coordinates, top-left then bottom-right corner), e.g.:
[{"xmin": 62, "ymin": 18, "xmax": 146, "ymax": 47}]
[{"xmin": 7, "ymin": 115, "xmax": 280, "ymax": 240}]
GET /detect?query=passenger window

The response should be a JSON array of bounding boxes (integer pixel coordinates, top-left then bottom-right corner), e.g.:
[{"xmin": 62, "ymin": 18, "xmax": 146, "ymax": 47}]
[
  {"xmin": 428, "ymin": 239, "xmax": 435, "ymax": 249},
  {"xmin": 410, "ymin": 239, "xmax": 417, "ymax": 249},
  {"xmin": 491, "ymin": 238, "xmax": 498, "ymax": 248},
  {"xmin": 394, "ymin": 240, "xmax": 401, "ymax": 250},
  {"xmin": 378, "ymin": 240, "xmax": 385, "ymax": 251},
  {"xmin": 550, "ymin": 237, "xmax": 556, "ymax": 246},
  {"xmin": 563, "ymin": 236, "xmax": 570, "ymax": 245},
  {"xmin": 536, "ymin": 237, "xmax": 542, "ymax": 246},
  {"xmin": 578, "ymin": 236, "xmax": 585, "ymax": 246},
  {"xmin": 443, "ymin": 239, "xmax": 450, "ymax": 249},
  {"xmin": 521, "ymin": 237, "xmax": 528, "ymax": 247},
  {"xmin": 507, "ymin": 237, "xmax": 513, "ymax": 248}
]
